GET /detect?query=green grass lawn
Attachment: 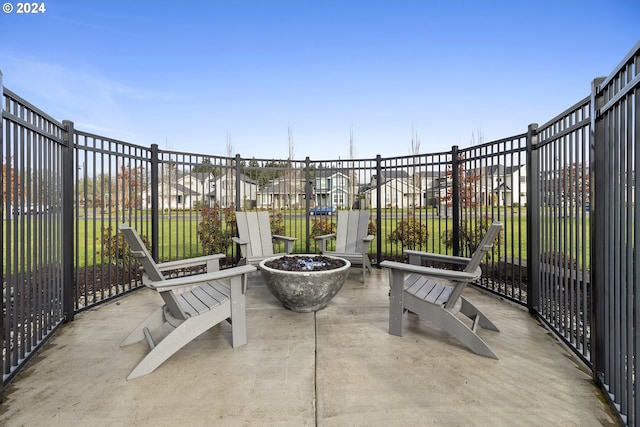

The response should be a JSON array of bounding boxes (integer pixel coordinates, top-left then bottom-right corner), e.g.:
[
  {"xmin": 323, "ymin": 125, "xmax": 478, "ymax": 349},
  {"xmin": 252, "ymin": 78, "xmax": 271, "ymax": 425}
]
[{"xmin": 3, "ymin": 210, "xmax": 590, "ymax": 271}]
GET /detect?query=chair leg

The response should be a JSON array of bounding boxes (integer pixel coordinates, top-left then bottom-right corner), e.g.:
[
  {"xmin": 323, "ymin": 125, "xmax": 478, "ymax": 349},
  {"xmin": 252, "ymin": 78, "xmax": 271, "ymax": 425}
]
[
  {"xmin": 229, "ymin": 276, "xmax": 247, "ymax": 347},
  {"xmin": 388, "ymin": 269, "xmax": 405, "ymax": 336},
  {"xmin": 121, "ymin": 307, "xmax": 165, "ymax": 347},
  {"xmin": 440, "ymin": 311, "xmax": 499, "ymax": 359},
  {"xmin": 403, "ymin": 296, "xmax": 498, "ymax": 359},
  {"xmin": 126, "ymin": 308, "xmax": 232, "ymax": 380},
  {"xmin": 460, "ymin": 297, "xmax": 499, "ymax": 332}
]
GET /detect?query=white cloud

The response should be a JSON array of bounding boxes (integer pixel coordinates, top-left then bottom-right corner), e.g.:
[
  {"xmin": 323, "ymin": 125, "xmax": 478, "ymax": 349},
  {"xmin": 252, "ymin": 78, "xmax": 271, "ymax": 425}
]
[{"xmin": 1, "ymin": 54, "xmax": 183, "ymax": 144}]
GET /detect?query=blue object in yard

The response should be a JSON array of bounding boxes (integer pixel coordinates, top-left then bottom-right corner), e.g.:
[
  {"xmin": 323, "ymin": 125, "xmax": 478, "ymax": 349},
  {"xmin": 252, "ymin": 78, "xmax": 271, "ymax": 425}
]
[{"xmin": 309, "ymin": 206, "xmax": 336, "ymax": 215}]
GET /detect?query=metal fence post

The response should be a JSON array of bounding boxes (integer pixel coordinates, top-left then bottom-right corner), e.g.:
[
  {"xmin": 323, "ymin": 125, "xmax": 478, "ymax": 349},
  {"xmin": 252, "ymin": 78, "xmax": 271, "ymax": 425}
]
[
  {"xmin": 526, "ymin": 123, "xmax": 539, "ymax": 314},
  {"xmin": 590, "ymin": 76, "xmax": 606, "ymax": 385},
  {"xmin": 62, "ymin": 120, "xmax": 75, "ymax": 322},
  {"xmin": 451, "ymin": 145, "xmax": 460, "ymax": 257},
  {"xmin": 150, "ymin": 144, "xmax": 159, "ymax": 261},
  {"xmin": 376, "ymin": 154, "xmax": 382, "ymax": 266}
]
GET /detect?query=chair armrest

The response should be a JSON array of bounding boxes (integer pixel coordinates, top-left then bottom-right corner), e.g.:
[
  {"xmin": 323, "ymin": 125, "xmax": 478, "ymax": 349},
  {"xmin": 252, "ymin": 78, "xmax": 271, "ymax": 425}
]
[
  {"xmin": 272, "ymin": 235, "xmax": 296, "ymax": 242},
  {"xmin": 150, "ymin": 265, "xmax": 257, "ymax": 292},
  {"xmin": 232, "ymin": 237, "xmax": 249, "ymax": 257},
  {"xmin": 156, "ymin": 253, "xmax": 225, "ymax": 273},
  {"xmin": 403, "ymin": 250, "xmax": 471, "ymax": 266},
  {"xmin": 380, "ymin": 260, "xmax": 481, "ymax": 281},
  {"xmin": 361, "ymin": 235, "xmax": 374, "ymax": 252},
  {"xmin": 272, "ymin": 235, "xmax": 297, "ymax": 253},
  {"xmin": 314, "ymin": 233, "xmax": 336, "ymax": 253},
  {"xmin": 315, "ymin": 233, "xmax": 336, "ymax": 241},
  {"xmin": 232, "ymin": 237, "xmax": 247, "ymax": 245}
]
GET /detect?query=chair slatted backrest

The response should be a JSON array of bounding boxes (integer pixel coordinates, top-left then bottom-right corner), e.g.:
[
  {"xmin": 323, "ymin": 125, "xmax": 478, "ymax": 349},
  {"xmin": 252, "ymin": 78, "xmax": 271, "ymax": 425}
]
[
  {"xmin": 463, "ymin": 221, "xmax": 502, "ymax": 274},
  {"xmin": 236, "ymin": 211, "xmax": 274, "ymax": 258},
  {"xmin": 335, "ymin": 211, "xmax": 370, "ymax": 254},
  {"xmin": 119, "ymin": 224, "xmax": 189, "ymax": 320},
  {"xmin": 445, "ymin": 221, "xmax": 502, "ymax": 309}
]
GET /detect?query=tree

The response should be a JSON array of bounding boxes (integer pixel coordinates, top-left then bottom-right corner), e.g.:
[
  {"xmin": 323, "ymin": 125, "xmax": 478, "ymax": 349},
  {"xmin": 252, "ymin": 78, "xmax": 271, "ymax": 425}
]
[
  {"xmin": 2, "ymin": 159, "xmax": 21, "ymax": 203},
  {"xmin": 348, "ymin": 125, "xmax": 357, "ymax": 209},
  {"xmin": 192, "ymin": 157, "xmax": 217, "ymax": 174},
  {"xmin": 441, "ymin": 153, "xmax": 481, "ymax": 208},
  {"xmin": 441, "ymin": 129, "xmax": 485, "ymax": 209},
  {"xmin": 410, "ymin": 126, "xmax": 421, "ymax": 212},
  {"xmin": 285, "ymin": 124, "xmax": 296, "ymax": 209},
  {"xmin": 117, "ymin": 164, "xmax": 146, "ymax": 208},
  {"xmin": 546, "ymin": 162, "xmax": 590, "ymax": 206}
]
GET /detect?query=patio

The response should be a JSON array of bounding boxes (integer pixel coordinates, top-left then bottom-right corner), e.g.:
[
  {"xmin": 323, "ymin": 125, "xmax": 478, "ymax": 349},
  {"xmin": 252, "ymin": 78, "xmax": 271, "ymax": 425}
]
[{"xmin": 1, "ymin": 268, "xmax": 617, "ymax": 426}]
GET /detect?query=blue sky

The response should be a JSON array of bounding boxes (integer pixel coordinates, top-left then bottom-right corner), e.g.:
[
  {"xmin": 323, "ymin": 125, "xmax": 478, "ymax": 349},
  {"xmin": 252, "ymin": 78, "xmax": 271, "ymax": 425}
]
[{"xmin": 1, "ymin": 1, "xmax": 638, "ymax": 160}]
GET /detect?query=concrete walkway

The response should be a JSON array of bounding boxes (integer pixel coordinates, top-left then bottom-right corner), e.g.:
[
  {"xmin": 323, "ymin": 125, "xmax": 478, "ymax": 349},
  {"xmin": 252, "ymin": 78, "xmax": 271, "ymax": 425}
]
[{"xmin": 1, "ymin": 268, "xmax": 620, "ymax": 426}]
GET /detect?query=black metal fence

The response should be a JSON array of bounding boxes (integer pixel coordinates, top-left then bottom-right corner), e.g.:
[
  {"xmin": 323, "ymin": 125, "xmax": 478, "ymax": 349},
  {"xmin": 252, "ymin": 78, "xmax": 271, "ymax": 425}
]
[
  {"xmin": 528, "ymin": 97, "xmax": 592, "ymax": 363},
  {"xmin": 1, "ymin": 81, "xmax": 68, "ymax": 385},
  {"xmin": 2, "ymin": 41, "xmax": 639, "ymax": 425},
  {"xmin": 590, "ymin": 42, "xmax": 640, "ymax": 427}
]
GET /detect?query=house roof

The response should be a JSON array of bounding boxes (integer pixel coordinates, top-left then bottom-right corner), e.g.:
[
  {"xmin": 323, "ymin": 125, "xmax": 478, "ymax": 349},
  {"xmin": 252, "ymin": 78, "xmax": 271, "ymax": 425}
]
[{"xmin": 259, "ymin": 179, "xmax": 305, "ymax": 194}]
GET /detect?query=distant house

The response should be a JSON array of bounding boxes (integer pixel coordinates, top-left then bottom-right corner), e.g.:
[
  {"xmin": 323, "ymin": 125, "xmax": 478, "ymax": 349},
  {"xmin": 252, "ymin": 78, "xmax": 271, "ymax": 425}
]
[
  {"xmin": 208, "ymin": 171, "xmax": 259, "ymax": 209},
  {"xmin": 421, "ymin": 164, "xmax": 527, "ymax": 209},
  {"xmin": 256, "ymin": 173, "xmax": 306, "ymax": 210},
  {"xmin": 141, "ymin": 170, "xmax": 258, "ymax": 210},
  {"xmin": 465, "ymin": 164, "xmax": 527, "ymax": 206},
  {"xmin": 312, "ymin": 169, "xmax": 350, "ymax": 208},
  {"xmin": 418, "ymin": 170, "xmax": 449, "ymax": 207},
  {"xmin": 142, "ymin": 181, "xmax": 201, "ymax": 210},
  {"xmin": 360, "ymin": 171, "xmax": 420, "ymax": 209}
]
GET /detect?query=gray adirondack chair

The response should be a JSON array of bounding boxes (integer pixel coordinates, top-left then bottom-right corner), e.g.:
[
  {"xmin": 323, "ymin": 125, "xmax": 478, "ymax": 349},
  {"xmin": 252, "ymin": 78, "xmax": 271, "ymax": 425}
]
[
  {"xmin": 315, "ymin": 210, "xmax": 374, "ymax": 282},
  {"xmin": 119, "ymin": 224, "xmax": 256, "ymax": 380},
  {"xmin": 232, "ymin": 211, "xmax": 297, "ymax": 267},
  {"xmin": 380, "ymin": 221, "xmax": 502, "ymax": 359}
]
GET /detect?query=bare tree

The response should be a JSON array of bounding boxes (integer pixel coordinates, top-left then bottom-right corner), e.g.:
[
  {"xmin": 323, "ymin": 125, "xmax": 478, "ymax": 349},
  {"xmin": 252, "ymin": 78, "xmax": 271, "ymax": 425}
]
[
  {"xmin": 288, "ymin": 124, "xmax": 294, "ymax": 161},
  {"xmin": 410, "ymin": 126, "xmax": 421, "ymax": 213},
  {"xmin": 470, "ymin": 127, "xmax": 484, "ymax": 146},
  {"xmin": 410, "ymin": 125, "xmax": 421, "ymax": 155},
  {"xmin": 286, "ymin": 124, "xmax": 295, "ymax": 209},
  {"xmin": 349, "ymin": 125, "xmax": 356, "ymax": 159},
  {"xmin": 225, "ymin": 131, "xmax": 234, "ymax": 158},
  {"xmin": 224, "ymin": 131, "xmax": 234, "ymax": 207},
  {"xmin": 348, "ymin": 126, "xmax": 357, "ymax": 209}
]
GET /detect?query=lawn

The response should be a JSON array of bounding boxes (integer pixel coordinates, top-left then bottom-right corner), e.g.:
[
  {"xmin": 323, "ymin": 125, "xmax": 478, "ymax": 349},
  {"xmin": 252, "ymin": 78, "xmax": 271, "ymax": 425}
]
[{"xmin": 3, "ymin": 209, "xmax": 590, "ymax": 272}]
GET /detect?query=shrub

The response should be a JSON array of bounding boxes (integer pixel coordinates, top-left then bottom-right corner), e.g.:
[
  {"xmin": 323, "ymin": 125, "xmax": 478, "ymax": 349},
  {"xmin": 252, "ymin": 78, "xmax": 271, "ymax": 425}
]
[
  {"xmin": 368, "ymin": 218, "xmax": 377, "ymax": 236},
  {"xmin": 197, "ymin": 207, "xmax": 233, "ymax": 255},
  {"xmin": 101, "ymin": 226, "xmax": 150, "ymax": 264},
  {"xmin": 441, "ymin": 217, "xmax": 496, "ymax": 257},
  {"xmin": 541, "ymin": 251, "xmax": 578, "ymax": 269},
  {"xmin": 269, "ymin": 212, "xmax": 286, "ymax": 236},
  {"xmin": 310, "ymin": 217, "xmax": 336, "ymax": 238},
  {"xmin": 387, "ymin": 218, "xmax": 428, "ymax": 249}
]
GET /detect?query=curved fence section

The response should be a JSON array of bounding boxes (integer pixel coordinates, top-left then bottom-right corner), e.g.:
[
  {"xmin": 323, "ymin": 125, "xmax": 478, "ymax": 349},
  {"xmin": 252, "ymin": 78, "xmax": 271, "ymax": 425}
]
[
  {"xmin": 591, "ymin": 41, "xmax": 640, "ymax": 427},
  {"xmin": 529, "ymin": 96, "xmax": 592, "ymax": 362},
  {"xmin": 1, "ymin": 86, "xmax": 66, "ymax": 384}
]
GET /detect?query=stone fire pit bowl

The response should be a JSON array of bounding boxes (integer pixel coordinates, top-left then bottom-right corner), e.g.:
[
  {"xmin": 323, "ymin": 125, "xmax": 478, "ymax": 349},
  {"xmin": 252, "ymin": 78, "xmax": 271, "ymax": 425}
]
[{"xmin": 259, "ymin": 254, "xmax": 351, "ymax": 312}]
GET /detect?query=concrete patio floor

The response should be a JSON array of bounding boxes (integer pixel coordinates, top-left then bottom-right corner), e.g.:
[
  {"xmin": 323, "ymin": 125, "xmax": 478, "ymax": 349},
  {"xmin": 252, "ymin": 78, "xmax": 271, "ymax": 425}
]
[{"xmin": 1, "ymin": 268, "xmax": 619, "ymax": 426}]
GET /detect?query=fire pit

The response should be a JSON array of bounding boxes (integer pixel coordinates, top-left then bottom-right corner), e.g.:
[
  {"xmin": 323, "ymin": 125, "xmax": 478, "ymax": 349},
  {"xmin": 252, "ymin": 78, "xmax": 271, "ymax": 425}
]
[{"xmin": 259, "ymin": 255, "xmax": 351, "ymax": 312}]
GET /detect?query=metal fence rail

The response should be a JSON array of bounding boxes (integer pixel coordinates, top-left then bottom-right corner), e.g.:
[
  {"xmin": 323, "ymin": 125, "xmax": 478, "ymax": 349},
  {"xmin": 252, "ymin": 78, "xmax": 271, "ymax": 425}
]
[{"xmin": 1, "ymin": 83, "xmax": 66, "ymax": 384}]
